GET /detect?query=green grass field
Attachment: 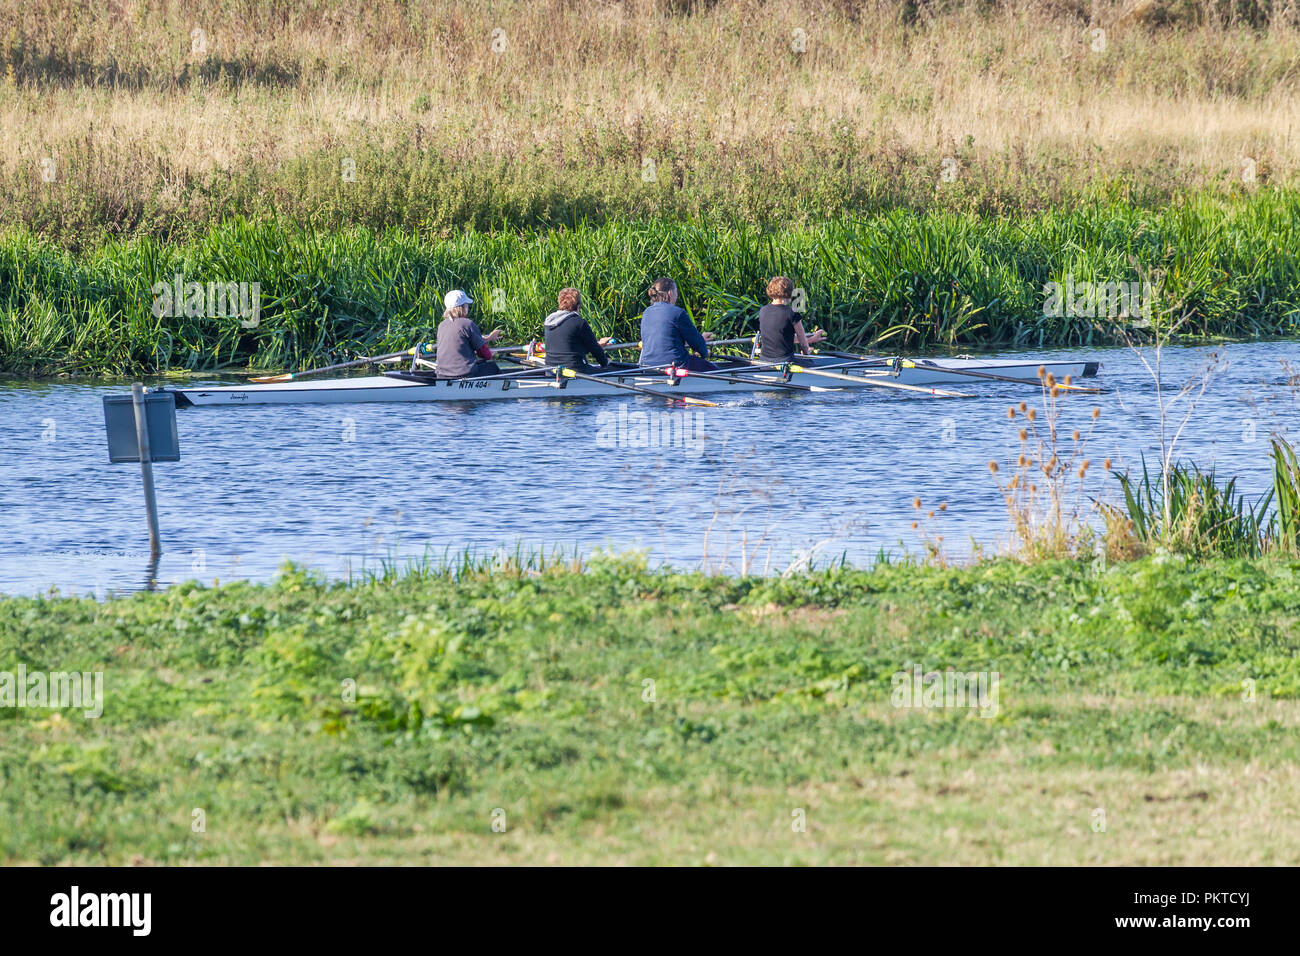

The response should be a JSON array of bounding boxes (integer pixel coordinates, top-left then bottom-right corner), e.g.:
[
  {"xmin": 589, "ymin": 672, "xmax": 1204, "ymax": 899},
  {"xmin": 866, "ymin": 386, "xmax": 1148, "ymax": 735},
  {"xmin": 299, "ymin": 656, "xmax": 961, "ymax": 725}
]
[{"xmin": 4, "ymin": 553, "xmax": 1299, "ymax": 864}]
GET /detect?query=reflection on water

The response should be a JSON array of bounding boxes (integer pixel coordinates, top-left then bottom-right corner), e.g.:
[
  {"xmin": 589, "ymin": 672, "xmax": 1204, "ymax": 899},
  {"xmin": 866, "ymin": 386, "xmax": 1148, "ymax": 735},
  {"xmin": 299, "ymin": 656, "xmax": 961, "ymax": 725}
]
[{"xmin": 1, "ymin": 342, "xmax": 1298, "ymax": 595}]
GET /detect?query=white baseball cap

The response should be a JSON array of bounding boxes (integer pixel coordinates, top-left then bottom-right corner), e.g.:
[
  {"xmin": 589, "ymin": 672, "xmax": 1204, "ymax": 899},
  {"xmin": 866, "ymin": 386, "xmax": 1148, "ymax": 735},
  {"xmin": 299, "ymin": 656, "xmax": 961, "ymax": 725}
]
[{"xmin": 444, "ymin": 290, "xmax": 473, "ymax": 310}]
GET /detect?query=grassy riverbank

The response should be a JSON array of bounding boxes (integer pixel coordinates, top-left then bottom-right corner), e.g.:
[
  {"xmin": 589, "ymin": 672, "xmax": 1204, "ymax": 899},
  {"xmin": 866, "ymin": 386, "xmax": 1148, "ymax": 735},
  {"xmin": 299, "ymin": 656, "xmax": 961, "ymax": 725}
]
[
  {"xmin": 4, "ymin": 1, "xmax": 1298, "ymax": 375},
  {"xmin": 4, "ymin": 191, "xmax": 1299, "ymax": 376},
  {"xmin": 2, "ymin": 1, "xmax": 1297, "ymax": 241},
  {"xmin": 3, "ymin": 554, "xmax": 1299, "ymax": 864}
]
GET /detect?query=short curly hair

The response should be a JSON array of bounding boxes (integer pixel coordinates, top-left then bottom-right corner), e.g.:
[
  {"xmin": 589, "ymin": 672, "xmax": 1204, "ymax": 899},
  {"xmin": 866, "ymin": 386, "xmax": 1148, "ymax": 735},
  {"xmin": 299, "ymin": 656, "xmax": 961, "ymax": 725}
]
[
  {"xmin": 766, "ymin": 276, "xmax": 794, "ymax": 300},
  {"xmin": 557, "ymin": 287, "xmax": 581, "ymax": 311}
]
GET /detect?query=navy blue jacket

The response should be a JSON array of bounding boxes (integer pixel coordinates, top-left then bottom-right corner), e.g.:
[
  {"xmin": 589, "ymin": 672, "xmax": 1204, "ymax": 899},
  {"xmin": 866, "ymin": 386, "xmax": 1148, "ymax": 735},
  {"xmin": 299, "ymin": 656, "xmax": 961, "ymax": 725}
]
[{"xmin": 639, "ymin": 302, "xmax": 709, "ymax": 367}]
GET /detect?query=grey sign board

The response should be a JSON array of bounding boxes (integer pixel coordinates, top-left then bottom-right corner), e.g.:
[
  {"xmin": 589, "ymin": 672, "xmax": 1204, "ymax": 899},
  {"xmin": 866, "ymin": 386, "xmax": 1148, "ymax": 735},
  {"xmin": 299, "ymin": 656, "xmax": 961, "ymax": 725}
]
[{"xmin": 103, "ymin": 392, "xmax": 180, "ymax": 463}]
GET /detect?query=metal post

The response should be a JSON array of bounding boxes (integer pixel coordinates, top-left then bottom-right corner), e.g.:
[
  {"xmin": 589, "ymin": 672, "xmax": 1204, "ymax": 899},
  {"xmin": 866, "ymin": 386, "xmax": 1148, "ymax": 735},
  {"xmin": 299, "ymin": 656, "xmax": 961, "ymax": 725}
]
[{"xmin": 131, "ymin": 382, "xmax": 162, "ymax": 558}]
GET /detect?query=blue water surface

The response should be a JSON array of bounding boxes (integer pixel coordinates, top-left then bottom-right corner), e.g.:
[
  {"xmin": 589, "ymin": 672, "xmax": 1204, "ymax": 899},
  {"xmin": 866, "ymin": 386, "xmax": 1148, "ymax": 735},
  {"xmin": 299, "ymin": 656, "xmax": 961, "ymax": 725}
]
[{"xmin": 1, "ymin": 342, "xmax": 1296, "ymax": 595}]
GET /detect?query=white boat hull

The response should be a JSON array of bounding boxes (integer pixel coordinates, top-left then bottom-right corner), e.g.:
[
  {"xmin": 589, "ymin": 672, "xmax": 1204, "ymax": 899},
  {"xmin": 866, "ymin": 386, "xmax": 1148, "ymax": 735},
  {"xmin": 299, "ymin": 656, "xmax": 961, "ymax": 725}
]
[{"xmin": 163, "ymin": 357, "xmax": 1100, "ymax": 407}]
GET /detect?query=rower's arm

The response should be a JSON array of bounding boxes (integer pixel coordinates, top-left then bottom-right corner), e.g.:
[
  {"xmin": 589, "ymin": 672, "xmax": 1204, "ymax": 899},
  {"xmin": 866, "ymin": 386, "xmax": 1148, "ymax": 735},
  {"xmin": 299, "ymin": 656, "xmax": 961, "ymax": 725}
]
[
  {"xmin": 467, "ymin": 321, "xmax": 495, "ymax": 359},
  {"xmin": 794, "ymin": 319, "xmax": 811, "ymax": 355},
  {"xmin": 582, "ymin": 320, "xmax": 609, "ymax": 366},
  {"xmin": 679, "ymin": 312, "xmax": 710, "ymax": 357}
]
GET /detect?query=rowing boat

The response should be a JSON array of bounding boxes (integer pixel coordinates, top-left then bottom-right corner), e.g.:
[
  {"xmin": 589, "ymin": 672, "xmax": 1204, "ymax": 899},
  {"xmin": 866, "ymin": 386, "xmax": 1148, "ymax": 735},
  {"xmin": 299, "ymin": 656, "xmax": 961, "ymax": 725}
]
[{"xmin": 159, "ymin": 356, "xmax": 1100, "ymax": 407}]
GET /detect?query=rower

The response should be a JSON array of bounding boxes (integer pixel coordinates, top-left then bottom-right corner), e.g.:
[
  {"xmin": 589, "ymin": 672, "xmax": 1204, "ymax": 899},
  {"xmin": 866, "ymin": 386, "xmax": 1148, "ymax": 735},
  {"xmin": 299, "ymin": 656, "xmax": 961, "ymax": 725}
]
[
  {"xmin": 639, "ymin": 277, "xmax": 716, "ymax": 372},
  {"xmin": 757, "ymin": 276, "xmax": 825, "ymax": 366},
  {"xmin": 435, "ymin": 290, "xmax": 503, "ymax": 379},
  {"xmin": 543, "ymin": 288, "xmax": 612, "ymax": 373}
]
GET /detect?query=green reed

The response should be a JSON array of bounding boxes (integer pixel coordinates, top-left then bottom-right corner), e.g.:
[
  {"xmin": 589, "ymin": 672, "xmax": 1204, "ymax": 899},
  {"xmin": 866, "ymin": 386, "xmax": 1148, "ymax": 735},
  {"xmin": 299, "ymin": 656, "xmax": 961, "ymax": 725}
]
[
  {"xmin": 1270, "ymin": 437, "xmax": 1300, "ymax": 553},
  {"xmin": 1112, "ymin": 459, "xmax": 1274, "ymax": 559},
  {"xmin": 2, "ymin": 191, "xmax": 1298, "ymax": 377},
  {"xmin": 1108, "ymin": 438, "xmax": 1300, "ymax": 559}
]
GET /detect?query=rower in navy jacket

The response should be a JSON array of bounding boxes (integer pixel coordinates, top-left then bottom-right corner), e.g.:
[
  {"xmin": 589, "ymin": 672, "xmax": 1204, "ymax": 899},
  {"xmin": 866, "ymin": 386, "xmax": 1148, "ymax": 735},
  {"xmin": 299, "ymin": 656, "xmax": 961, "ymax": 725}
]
[
  {"xmin": 543, "ymin": 288, "xmax": 611, "ymax": 373},
  {"xmin": 638, "ymin": 278, "xmax": 716, "ymax": 372}
]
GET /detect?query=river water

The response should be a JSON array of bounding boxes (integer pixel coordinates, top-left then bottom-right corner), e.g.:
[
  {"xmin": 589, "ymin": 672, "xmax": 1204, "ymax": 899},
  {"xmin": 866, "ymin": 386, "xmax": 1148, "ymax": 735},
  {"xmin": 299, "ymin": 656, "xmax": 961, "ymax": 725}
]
[{"xmin": 2, "ymin": 342, "xmax": 1297, "ymax": 596}]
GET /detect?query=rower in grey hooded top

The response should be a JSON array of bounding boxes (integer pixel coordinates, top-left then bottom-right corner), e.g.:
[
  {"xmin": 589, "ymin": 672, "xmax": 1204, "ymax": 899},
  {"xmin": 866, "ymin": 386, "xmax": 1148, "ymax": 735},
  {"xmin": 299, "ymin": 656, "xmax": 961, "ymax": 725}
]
[{"xmin": 543, "ymin": 302, "xmax": 609, "ymax": 372}]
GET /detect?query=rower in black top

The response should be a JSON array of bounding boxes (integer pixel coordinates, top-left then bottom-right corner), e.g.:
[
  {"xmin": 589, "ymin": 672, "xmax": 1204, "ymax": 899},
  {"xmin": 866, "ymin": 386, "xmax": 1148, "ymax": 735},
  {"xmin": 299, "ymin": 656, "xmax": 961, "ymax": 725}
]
[
  {"xmin": 757, "ymin": 275, "xmax": 825, "ymax": 365},
  {"xmin": 543, "ymin": 287, "xmax": 611, "ymax": 373}
]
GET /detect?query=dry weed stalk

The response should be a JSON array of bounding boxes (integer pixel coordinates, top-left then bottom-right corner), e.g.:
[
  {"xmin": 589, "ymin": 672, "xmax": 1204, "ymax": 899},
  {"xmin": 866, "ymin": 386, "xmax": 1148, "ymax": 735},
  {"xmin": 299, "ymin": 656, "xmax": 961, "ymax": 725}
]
[
  {"xmin": 988, "ymin": 370, "xmax": 1108, "ymax": 560},
  {"xmin": 909, "ymin": 497, "xmax": 950, "ymax": 567}
]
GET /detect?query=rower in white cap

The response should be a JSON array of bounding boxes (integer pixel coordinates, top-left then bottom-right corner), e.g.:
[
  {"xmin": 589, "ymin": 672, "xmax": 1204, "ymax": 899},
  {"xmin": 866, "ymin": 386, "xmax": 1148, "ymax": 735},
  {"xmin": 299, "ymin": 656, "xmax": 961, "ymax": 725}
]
[{"xmin": 434, "ymin": 289, "xmax": 503, "ymax": 379}]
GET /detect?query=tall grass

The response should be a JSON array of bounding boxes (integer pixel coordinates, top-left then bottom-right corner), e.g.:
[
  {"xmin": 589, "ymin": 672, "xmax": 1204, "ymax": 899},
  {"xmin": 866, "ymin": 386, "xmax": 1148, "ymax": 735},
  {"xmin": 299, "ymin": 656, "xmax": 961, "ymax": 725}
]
[
  {"xmin": 1109, "ymin": 458, "xmax": 1275, "ymax": 558},
  {"xmin": 0, "ymin": 1, "xmax": 1297, "ymax": 242},
  {"xmin": 1104, "ymin": 438, "xmax": 1300, "ymax": 559},
  {"xmin": 985, "ymin": 361, "xmax": 1110, "ymax": 561},
  {"xmin": 3, "ymin": 191, "xmax": 1299, "ymax": 376},
  {"xmin": 349, "ymin": 543, "xmax": 593, "ymax": 586},
  {"xmin": 1270, "ymin": 436, "xmax": 1300, "ymax": 551}
]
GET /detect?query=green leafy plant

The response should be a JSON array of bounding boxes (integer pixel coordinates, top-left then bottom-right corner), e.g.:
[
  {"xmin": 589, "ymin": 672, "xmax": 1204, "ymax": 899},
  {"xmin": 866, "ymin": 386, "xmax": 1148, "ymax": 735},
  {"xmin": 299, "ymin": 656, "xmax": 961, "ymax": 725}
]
[
  {"xmin": 1270, "ymin": 437, "xmax": 1300, "ymax": 553},
  {"xmin": 1108, "ymin": 458, "xmax": 1274, "ymax": 559},
  {"xmin": 4, "ymin": 192, "xmax": 1299, "ymax": 378}
]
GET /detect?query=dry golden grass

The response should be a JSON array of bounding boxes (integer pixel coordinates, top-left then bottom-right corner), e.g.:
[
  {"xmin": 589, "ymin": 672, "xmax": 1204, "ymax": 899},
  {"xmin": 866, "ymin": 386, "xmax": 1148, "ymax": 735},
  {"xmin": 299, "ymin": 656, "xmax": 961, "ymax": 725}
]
[{"xmin": 0, "ymin": 1, "xmax": 1297, "ymax": 237}]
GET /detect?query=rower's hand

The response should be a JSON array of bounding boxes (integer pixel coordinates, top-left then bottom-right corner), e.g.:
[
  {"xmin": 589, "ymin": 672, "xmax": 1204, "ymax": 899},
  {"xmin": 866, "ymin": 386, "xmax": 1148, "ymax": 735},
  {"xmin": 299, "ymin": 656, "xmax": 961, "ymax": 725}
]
[
  {"xmin": 485, "ymin": 329, "xmax": 503, "ymax": 343},
  {"xmin": 702, "ymin": 331, "xmax": 715, "ymax": 341},
  {"xmin": 598, "ymin": 336, "xmax": 613, "ymax": 345},
  {"xmin": 808, "ymin": 329, "xmax": 827, "ymax": 344}
]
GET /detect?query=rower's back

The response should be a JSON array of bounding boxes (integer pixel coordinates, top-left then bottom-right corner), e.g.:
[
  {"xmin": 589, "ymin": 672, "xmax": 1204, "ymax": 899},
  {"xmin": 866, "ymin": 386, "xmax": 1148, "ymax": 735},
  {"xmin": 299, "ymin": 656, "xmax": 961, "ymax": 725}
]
[
  {"xmin": 640, "ymin": 301, "xmax": 698, "ymax": 367},
  {"xmin": 544, "ymin": 309, "xmax": 607, "ymax": 371},
  {"xmin": 758, "ymin": 302, "xmax": 802, "ymax": 362}
]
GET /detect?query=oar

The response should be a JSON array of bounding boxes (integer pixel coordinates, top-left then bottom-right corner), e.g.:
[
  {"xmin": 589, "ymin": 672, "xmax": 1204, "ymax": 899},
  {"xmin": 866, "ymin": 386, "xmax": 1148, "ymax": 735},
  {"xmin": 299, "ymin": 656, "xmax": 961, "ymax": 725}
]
[
  {"xmin": 455, "ymin": 363, "xmax": 567, "ymax": 382},
  {"xmin": 253, "ymin": 341, "xmax": 533, "ymax": 383},
  {"xmin": 822, "ymin": 349, "xmax": 1100, "ymax": 393},
  {"xmin": 496, "ymin": 353, "xmax": 662, "ymax": 377},
  {"xmin": 821, "ymin": 350, "xmax": 893, "ymax": 368},
  {"xmin": 600, "ymin": 336, "xmax": 758, "ymax": 353},
  {"xmin": 790, "ymin": 364, "xmax": 973, "ymax": 398},
  {"xmin": 894, "ymin": 359, "xmax": 1103, "ymax": 393},
  {"xmin": 726, "ymin": 357, "xmax": 974, "ymax": 398},
  {"xmin": 391, "ymin": 361, "xmax": 570, "ymax": 383},
  {"xmin": 558, "ymin": 368, "xmax": 719, "ymax": 407},
  {"xmin": 248, "ymin": 347, "xmax": 423, "ymax": 383},
  {"xmin": 493, "ymin": 352, "xmax": 712, "ymax": 402},
  {"xmin": 660, "ymin": 366, "xmax": 831, "ymax": 393}
]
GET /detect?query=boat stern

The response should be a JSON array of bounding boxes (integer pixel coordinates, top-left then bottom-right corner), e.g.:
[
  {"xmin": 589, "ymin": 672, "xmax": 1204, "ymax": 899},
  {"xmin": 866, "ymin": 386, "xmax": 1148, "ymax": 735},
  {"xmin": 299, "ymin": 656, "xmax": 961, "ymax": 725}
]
[{"xmin": 152, "ymin": 387, "xmax": 193, "ymax": 409}]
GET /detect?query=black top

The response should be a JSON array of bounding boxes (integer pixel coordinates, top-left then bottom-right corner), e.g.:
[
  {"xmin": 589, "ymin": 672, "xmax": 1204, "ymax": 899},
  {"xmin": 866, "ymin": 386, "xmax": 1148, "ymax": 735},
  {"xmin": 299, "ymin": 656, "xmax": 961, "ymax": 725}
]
[
  {"xmin": 543, "ymin": 310, "xmax": 608, "ymax": 369},
  {"xmin": 758, "ymin": 304, "xmax": 805, "ymax": 361}
]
